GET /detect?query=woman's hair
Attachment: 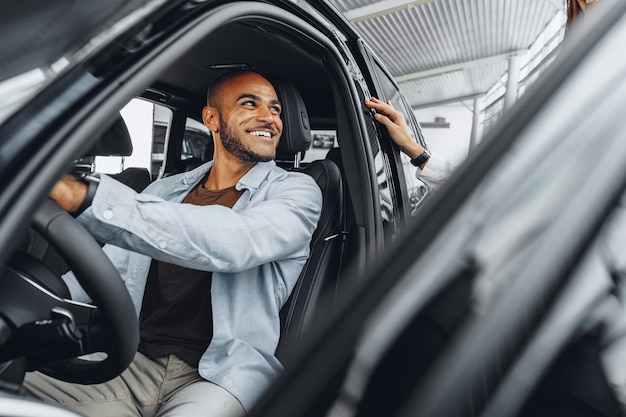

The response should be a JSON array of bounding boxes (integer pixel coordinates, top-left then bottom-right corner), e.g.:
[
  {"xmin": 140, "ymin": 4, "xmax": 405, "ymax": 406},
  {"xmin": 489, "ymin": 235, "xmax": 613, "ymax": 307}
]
[
  {"xmin": 566, "ymin": 0, "xmax": 581, "ymax": 29},
  {"xmin": 567, "ymin": 0, "xmax": 601, "ymax": 29}
]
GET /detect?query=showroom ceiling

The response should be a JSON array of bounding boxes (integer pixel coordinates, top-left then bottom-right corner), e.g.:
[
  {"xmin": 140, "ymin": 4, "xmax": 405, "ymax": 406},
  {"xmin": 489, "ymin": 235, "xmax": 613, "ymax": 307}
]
[{"xmin": 330, "ymin": 0, "xmax": 566, "ymax": 109}]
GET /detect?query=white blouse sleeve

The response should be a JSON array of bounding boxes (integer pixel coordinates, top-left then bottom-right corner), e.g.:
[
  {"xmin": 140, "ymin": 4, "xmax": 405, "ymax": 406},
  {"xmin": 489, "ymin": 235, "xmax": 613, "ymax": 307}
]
[{"xmin": 416, "ymin": 152, "xmax": 454, "ymax": 192}]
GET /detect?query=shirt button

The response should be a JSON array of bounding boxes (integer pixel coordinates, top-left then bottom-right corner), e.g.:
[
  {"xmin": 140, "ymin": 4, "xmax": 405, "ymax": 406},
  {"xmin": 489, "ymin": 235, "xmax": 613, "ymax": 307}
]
[
  {"xmin": 102, "ymin": 210, "xmax": 114, "ymax": 220},
  {"xmin": 158, "ymin": 241, "xmax": 168, "ymax": 249}
]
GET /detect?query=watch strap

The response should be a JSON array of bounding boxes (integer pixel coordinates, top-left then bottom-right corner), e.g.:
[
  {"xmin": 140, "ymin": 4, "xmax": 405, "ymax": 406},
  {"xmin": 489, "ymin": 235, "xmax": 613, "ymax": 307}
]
[
  {"xmin": 410, "ymin": 148, "xmax": 431, "ymax": 167},
  {"xmin": 75, "ymin": 173, "xmax": 100, "ymax": 215}
]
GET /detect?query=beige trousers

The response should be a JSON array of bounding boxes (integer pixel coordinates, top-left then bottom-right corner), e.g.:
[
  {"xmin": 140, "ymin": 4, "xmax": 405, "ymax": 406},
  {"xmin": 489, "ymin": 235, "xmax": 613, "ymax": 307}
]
[{"xmin": 23, "ymin": 353, "xmax": 246, "ymax": 417}]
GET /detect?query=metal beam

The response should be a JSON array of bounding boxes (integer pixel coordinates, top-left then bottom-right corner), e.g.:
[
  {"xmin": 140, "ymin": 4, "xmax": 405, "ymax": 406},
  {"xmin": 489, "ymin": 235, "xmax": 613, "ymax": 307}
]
[
  {"xmin": 503, "ymin": 54, "xmax": 523, "ymax": 111},
  {"xmin": 544, "ymin": 0, "xmax": 565, "ymax": 12},
  {"xmin": 396, "ymin": 51, "xmax": 526, "ymax": 84},
  {"xmin": 410, "ymin": 93, "xmax": 483, "ymax": 110},
  {"xmin": 345, "ymin": 0, "xmax": 434, "ymax": 23}
]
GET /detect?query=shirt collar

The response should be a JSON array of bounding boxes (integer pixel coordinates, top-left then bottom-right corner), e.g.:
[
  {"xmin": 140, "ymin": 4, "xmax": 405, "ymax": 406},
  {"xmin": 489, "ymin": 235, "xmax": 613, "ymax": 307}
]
[
  {"xmin": 180, "ymin": 160, "xmax": 276, "ymax": 192},
  {"xmin": 236, "ymin": 161, "xmax": 276, "ymax": 191}
]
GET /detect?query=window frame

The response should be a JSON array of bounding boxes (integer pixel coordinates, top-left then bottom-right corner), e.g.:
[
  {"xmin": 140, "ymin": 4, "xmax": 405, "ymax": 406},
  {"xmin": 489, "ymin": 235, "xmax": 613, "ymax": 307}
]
[{"xmin": 357, "ymin": 41, "xmax": 426, "ymax": 230}]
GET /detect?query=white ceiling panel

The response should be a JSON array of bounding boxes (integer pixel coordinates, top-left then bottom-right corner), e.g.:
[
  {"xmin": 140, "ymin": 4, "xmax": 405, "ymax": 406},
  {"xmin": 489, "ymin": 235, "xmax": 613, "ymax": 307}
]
[{"xmin": 330, "ymin": 0, "xmax": 566, "ymax": 108}]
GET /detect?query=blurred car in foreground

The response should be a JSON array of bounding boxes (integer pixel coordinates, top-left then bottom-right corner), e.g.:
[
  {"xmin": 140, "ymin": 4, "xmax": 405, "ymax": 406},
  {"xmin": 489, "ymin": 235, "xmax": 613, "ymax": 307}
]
[
  {"xmin": 251, "ymin": 1, "xmax": 626, "ymax": 416},
  {"xmin": 2, "ymin": 0, "xmax": 626, "ymax": 417}
]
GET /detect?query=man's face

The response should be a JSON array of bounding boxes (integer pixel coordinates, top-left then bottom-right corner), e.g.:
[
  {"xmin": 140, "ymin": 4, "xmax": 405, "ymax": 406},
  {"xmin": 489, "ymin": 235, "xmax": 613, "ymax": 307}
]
[{"xmin": 210, "ymin": 73, "xmax": 283, "ymax": 163}]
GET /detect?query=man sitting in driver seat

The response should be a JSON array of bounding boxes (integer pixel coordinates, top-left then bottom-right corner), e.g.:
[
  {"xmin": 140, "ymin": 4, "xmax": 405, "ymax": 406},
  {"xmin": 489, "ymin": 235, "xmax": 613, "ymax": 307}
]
[{"xmin": 25, "ymin": 70, "xmax": 322, "ymax": 417}]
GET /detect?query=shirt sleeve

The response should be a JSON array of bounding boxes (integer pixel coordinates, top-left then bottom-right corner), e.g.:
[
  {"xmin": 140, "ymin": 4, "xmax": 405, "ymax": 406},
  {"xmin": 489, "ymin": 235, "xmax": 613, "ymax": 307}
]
[
  {"xmin": 77, "ymin": 173, "xmax": 322, "ymax": 273},
  {"xmin": 416, "ymin": 151, "xmax": 454, "ymax": 192}
]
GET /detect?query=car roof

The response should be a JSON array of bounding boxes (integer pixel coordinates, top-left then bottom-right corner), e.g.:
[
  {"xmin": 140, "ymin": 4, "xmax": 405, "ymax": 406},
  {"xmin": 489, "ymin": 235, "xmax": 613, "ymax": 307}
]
[
  {"xmin": 0, "ymin": 0, "xmax": 350, "ymax": 126},
  {"xmin": 0, "ymin": 0, "xmax": 148, "ymax": 81},
  {"xmin": 149, "ymin": 19, "xmax": 335, "ymax": 124}
]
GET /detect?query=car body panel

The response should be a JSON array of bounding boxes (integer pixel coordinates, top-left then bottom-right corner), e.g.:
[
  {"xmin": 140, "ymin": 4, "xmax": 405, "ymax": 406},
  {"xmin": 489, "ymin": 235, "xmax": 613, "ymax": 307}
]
[{"xmin": 8, "ymin": 0, "xmax": 621, "ymax": 416}]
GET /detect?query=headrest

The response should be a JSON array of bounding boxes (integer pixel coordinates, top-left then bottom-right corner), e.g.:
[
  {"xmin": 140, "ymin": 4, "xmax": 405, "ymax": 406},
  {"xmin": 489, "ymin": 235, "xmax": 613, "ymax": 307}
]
[
  {"xmin": 202, "ymin": 140, "xmax": 214, "ymax": 162},
  {"xmin": 270, "ymin": 77, "xmax": 312, "ymax": 160},
  {"xmin": 86, "ymin": 115, "xmax": 133, "ymax": 157}
]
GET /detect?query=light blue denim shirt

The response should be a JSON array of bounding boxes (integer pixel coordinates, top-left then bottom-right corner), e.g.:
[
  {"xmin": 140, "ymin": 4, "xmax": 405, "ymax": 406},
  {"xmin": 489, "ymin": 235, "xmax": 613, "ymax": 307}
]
[{"xmin": 63, "ymin": 160, "xmax": 322, "ymax": 412}]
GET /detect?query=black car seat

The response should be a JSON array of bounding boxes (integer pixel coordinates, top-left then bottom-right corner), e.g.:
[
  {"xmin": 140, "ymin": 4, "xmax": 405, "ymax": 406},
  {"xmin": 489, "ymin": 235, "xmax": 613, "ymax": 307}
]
[
  {"xmin": 73, "ymin": 115, "xmax": 151, "ymax": 192},
  {"xmin": 185, "ymin": 139, "xmax": 214, "ymax": 171},
  {"xmin": 28, "ymin": 115, "xmax": 151, "ymax": 275},
  {"xmin": 85, "ymin": 115, "xmax": 151, "ymax": 192},
  {"xmin": 269, "ymin": 77, "xmax": 345, "ymax": 362},
  {"xmin": 324, "ymin": 147, "xmax": 354, "ymax": 287}
]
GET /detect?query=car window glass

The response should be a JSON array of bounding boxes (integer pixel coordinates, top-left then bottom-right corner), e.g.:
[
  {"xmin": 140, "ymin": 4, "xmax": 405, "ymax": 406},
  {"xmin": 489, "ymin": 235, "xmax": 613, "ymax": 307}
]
[
  {"xmin": 372, "ymin": 61, "xmax": 430, "ymax": 215},
  {"xmin": 367, "ymin": 118, "xmax": 398, "ymax": 240},
  {"xmin": 375, "ymin": 148, "xmax": 394, "ymax": 226},
  {"xmin": 0, "ymin": 65, "xmax": 62, "ymax": 123},
  {"xmin": 0, "ymin": 2, "xmax": 143, "ymax": 124},
  {"xmin": 302, "ymin": 130, "xmax": 337, "ymax": 162},
  {"xmin": 95, "ymin": 98, "xmax": 163, "ymax": 177},
  {"xmin": 393, "ymin": 95, "xmax": 431, "ymax": 215},
  {"xmin": 180, "ymin": 117, "xmax": 213, "ymax": 171},
  {"xmin": 150, "ymin": 104, "xmax": 174, "ymax": 179}
]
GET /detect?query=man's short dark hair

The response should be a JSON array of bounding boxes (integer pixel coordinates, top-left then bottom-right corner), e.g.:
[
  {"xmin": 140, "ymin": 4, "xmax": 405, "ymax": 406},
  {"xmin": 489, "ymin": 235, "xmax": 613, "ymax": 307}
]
[{"xmin": 206, "ymin": 70, "xmax": 260, "ymax": 109}]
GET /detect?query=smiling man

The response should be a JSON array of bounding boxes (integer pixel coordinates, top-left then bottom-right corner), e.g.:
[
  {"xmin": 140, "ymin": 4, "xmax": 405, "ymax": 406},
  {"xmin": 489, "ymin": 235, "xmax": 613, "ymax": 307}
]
[
  {"xmin": 206, "ymin": 72, "xmax": 282, "ymax": 163},
  {"xmin": 25, "ymin": 70, "xmax": 323, "ymax": 417}
]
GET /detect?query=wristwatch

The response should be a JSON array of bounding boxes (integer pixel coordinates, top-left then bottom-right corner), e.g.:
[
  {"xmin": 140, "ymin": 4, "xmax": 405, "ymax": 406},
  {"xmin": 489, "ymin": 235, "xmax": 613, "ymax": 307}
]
[
  {"xmin": 75, "ymin": 173, "xmax": 100, "ymax": 215},
  {"xmin": 410, "ymin": 148, "xmax": 431, "ymax": 167}
]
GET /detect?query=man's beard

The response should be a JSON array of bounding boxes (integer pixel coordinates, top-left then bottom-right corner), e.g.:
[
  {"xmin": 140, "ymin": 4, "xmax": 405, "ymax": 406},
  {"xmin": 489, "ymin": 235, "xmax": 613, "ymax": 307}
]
[{"xmin": 219, "ymin": 119, "xmax": 275, "ymax": 163}]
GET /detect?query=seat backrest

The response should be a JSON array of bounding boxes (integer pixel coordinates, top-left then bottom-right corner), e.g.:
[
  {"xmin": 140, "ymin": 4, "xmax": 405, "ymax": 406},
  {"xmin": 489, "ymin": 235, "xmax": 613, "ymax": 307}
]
[
  {"xmin": 81, "ymin": 115, "xmax": 151, "ymax": 192},
  {"xmin": 32, "ymin": 116, "xmax": 151, "ymax": 276},
  {"xmin": 272, "ymin": 78, "xmax": 313, "ymax": 168},
  {"xmin": 270, "ymin": 77, "xmax": 344, "ymax": 362}
]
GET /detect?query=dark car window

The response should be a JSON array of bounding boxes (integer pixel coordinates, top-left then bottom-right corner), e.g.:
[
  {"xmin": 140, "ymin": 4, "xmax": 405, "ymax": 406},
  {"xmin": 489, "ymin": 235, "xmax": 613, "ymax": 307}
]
[
  {"xmin": 181, "ymin": 117, "xmax": 213, "ymax": 170},
  {"xmin": 152, "ymin": 113, "xmax": 213, "ymax": 178}
]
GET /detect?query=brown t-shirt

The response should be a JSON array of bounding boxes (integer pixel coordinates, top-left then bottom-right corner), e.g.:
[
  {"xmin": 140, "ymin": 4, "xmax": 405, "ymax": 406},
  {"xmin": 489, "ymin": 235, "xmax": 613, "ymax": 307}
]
[{"xmin": 138, "ymin": 181, "xmax": 243, "ymax": 366}]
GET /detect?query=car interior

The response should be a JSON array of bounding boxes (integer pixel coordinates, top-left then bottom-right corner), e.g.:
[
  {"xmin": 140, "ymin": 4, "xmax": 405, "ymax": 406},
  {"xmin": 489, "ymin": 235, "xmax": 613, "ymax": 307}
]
[
  {"xmin": 122, "ymin": 18, "xmax": 359, "ymax": 362},
  {"xmin": 0, "ymin": 6, "xmax": 376, "ymax": 396},
  {"xmin": 142, "ymin": 13, "xmax": 380, "ymax": 280},
  {"xmin": 124, "ymin": 13, "xmax": 394, "ymax": 362}
]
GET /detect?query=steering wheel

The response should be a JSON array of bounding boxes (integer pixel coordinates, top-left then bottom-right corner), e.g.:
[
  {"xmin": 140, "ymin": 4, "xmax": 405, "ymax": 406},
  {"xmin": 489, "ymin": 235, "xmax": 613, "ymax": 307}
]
[{"xmin": 28, "ymin": 199, "xmax": 139, "ymax": 384}]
